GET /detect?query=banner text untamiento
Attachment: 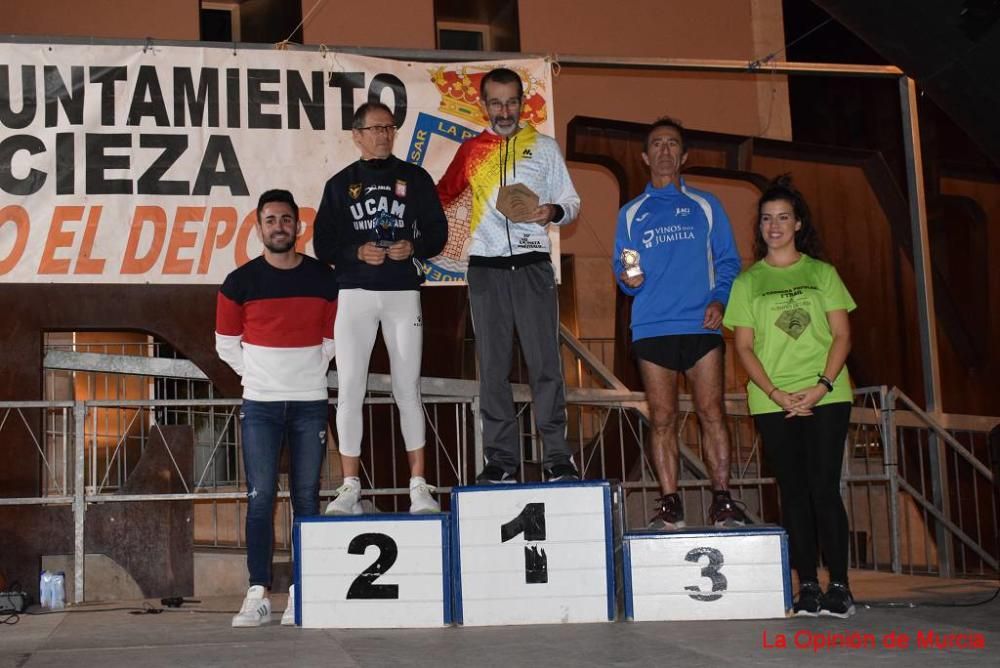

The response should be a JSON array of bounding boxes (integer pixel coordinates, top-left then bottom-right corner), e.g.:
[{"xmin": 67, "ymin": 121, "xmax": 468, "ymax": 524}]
[{"xmin": 0, "ymin": 43, "xmax": 556, "ymax": 283}]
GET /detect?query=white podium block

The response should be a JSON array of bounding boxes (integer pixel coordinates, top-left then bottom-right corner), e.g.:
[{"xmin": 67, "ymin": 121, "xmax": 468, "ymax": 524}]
[
  {"xmin": 623, "ymin": 525, "xmax": 791, "ymax": 621},
  {"xmin": 293, "ymin": 514, "xmax": 451, "ymax": 628},
  {"xmin": 452, "ymin": 481, "xmax": 614, "ymax": 626}
]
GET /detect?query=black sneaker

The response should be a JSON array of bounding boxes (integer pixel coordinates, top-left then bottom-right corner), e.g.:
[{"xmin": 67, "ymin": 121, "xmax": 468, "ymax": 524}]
[
  {"xmin": 648, "ymin": 493, "xmax": 686, "ymax": 530},
  {"xmin": 544, "ymin": 461, "xmax": 580, "ymax": 482},
  {"xmin": 708, "ymin": 490, "xmax": 750, "ymax": 527},
  {"xmin": 476, "ymin": 463, "xmax": 517, "ymax": 485},
  {"xmin": 793, "ymin": 581, "xmax": 822, "ymax": 616},
  {"xmin": 820, "ymin": 582, "xmax": 856, "ymax": 618}
]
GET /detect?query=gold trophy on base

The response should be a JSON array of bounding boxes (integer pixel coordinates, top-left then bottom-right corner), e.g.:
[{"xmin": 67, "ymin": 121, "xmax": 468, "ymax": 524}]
[{"xmin": 621, "ymin": 248, "xmax": 643, "ymax": 278}]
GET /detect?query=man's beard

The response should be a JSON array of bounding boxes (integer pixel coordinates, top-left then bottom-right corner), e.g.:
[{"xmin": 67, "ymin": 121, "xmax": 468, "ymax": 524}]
[
  {"xmin": 492, "ymin": 119, "xmax": 517, "ymax": 136},
  {"xmin": 264, "ymin": 236, "xmax": 295, "ymax": 253}
]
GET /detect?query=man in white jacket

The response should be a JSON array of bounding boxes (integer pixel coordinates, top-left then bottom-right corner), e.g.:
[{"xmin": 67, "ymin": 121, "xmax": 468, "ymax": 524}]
[{"xmin": 437, "ymin": 68, "xmax": 581, "ymax": 484}]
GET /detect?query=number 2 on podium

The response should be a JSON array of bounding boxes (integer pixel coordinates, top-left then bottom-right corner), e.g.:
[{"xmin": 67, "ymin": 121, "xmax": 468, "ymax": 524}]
[{"xmin": 345, "ymin": 533, "xmax": 400, "ymax": 599}]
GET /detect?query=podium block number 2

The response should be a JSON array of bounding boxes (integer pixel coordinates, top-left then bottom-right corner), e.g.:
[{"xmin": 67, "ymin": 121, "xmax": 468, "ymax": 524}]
[
  {"xmin": 346, "ymin": 533, "xmax": 400, "ymax": 600},
  {"xmin": 296, "ymin": 515, "xmax": 450, "ymax": 628},
  {"xmin": 501, "ymin": 502, "xmax": 547, "ymax": 584}
]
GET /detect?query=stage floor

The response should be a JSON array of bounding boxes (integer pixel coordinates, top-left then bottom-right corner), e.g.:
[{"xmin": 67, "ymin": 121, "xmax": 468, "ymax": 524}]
[{"xmin": 2, "ymin": 570, "xmax": 997, "ymax": 667}]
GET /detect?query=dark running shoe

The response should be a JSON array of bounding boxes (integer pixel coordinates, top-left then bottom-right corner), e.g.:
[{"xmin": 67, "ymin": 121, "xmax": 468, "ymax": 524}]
[
  {"xmin": 708, "ymin": 490, "xmax": 750, "ymax": 527},
  {"xmin": 793, "ymin": 581, "xmax": 822, "ymax": 617},
  {"xmin": 820, "ymin": 582, "xmax": 856, "ymax": 618},
  {"xmin": 544, "ymin": 461, "xmax": 580, "ymax": 482},
  {"xmin": 476, "ymin": 463, "xmax": 517, "ymax": 485},
  {"xmin": 648, "ymin": 493, "xmax": 686, "ymax": 530}
]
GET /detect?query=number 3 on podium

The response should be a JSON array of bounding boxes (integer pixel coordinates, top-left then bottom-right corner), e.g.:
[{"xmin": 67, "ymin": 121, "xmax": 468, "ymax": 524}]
[{"xmin": 684, "ymin": 546, "xmax": 727, "ymax": 602}]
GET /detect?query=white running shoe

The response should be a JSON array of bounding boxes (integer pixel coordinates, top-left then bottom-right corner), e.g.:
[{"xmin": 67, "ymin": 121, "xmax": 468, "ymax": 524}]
[
  {"xmin": 231, "ymin": 585, "xmax": 271, "ymax": 628},
  {"xmin": 280, "ymin": 584, "xmax": 295, "ymax": 626},
  {"xmin": 324, "ymin": 480, "xmax": 363, "ymax": 516},
  {"xmin": 409, "ymin": 478, "xmax": 440, "ymax": 514}
]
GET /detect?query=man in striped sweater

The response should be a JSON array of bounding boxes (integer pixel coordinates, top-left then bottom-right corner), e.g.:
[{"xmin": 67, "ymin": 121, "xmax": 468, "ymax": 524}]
[{"xmin": 216, "ymin": 189, "xmax": 337, "ymax": 627}]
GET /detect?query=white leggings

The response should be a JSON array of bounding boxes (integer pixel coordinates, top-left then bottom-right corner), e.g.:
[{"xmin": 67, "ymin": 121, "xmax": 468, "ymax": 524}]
[{"xmin": 334, "ymin": 289, "xmax": 425, "ymax": 457}]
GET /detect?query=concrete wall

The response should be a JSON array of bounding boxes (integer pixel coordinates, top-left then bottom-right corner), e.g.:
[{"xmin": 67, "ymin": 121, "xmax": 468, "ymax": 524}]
[
  {"xmin": 4, "ymin": 0, "xmax": 199, "ymax": 40},
  {"xmin": 518, "ymin": 0, "xmax": 791, "ymax": 344},
  {"xmin": 302, "ymin": 0, "xmax": 437, "ymax": 49}
]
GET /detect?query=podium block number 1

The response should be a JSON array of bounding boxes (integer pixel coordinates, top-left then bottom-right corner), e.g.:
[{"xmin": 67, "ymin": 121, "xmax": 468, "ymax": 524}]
[
  {"xmin": 501, "ymin": 502, "xmax": 547, "ymax": 584},
  {"xmin": 452, "ymin": 482, "xmax": 615, "ymax": 626},
  {"xmin": 346, "ymin": 533, "xmax": 400, "ymax": 600}
]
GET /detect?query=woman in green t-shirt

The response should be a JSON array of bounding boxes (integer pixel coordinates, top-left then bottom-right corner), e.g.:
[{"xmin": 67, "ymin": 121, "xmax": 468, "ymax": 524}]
[{"xmin": 723, "ymin": 175, "xmax": 856, "ymax": 618}]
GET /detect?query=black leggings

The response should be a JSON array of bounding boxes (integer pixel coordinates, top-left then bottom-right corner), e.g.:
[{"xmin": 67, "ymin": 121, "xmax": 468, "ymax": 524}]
[{"xmin": 755, "ymin": 402, "xmax": 852, "ymax": 584}]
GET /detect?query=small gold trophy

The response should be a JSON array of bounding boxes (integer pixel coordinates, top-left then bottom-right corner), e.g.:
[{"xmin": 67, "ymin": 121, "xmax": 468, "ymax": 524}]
[{"xmin": 621, "ymin": 248, "xmax": 643, "ymax": 278}]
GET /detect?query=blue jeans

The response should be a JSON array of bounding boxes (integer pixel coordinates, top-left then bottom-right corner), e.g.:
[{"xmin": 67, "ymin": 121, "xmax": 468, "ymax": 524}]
[{"xmin": 240, "ymin": 399, "xmax": 329, "ymax": 587}]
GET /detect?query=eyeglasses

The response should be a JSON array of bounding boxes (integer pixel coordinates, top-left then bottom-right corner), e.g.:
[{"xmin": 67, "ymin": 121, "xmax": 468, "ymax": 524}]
[
  {"xmin": 357, "ymin": 124, "xmax": 398, "ymax": 135},
  {"xmin": 485, "ymin": 98, "xmax": 522, "ymax": 112}
]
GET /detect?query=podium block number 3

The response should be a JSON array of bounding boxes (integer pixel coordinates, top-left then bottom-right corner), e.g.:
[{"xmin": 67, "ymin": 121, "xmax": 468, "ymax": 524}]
[
  {"xmin": 684, "ymin": 547, "xmax": 727, "ymax": 602},
  {"xmin": 501, "ymin": 503, "xmax": 547, "ymax": 584},
  {"xmin": 346, "ymin": 533, "xmax": 400, "ymax": 600}
]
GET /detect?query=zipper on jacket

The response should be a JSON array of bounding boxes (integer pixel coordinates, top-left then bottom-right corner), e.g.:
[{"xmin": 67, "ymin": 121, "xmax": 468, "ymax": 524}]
[{"xmin": 501, "ymin": 136, "xmax": 515, "ymax": 260}]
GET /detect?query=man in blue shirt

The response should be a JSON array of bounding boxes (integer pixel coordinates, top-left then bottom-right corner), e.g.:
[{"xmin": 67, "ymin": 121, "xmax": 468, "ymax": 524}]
[{"xmin": 614, "ymin": 117, "xmax": 748, "ymax": 530}]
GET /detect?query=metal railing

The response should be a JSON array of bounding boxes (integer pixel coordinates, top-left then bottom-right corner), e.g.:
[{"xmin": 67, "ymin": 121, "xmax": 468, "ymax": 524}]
[
  {"xmin": 7, "ymin": 329, "xmax": 997, "ymax": 601},
  {"xmin": 3, "ymin": 382, "xmax": 996, "ymax": 603}
]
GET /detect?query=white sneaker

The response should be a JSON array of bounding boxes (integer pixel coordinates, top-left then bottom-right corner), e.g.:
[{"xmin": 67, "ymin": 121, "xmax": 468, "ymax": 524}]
[
  {"xmin": 280, "ymin": 584, "xmax": 295, "ymax": 626},
  {"xmin": 232, "ymin": 585, "xmax": 271, "ymax": 628},
  {"xmin": 409, "ymin": 478, "xmax": 440, "ymax": 514},
  {"xmin": 324, "ymin": 480, "xmax": 363, "ymax": 515}
]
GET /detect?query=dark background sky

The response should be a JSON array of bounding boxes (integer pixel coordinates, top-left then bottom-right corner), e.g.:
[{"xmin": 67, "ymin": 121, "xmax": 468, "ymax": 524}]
[{"xmin": 781, "ymin": 0, "xmax": 999, "ymax": 186}]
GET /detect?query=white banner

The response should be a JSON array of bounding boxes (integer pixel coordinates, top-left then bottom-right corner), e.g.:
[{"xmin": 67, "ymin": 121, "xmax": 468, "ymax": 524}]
[{"xmin": 0, "ymin": 42, "xmax": 555, "ymax": 283}]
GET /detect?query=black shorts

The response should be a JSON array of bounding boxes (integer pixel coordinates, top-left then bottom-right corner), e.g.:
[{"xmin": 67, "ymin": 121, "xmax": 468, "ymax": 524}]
[{"xmin": 632, "ymin": 334, "xmax": 724, "ymax": 372}]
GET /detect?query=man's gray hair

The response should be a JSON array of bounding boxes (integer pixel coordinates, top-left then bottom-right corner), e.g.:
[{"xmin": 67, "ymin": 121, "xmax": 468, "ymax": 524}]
[{"xmin": 352, "ymin": 102, "xmax": 395, "ymax": 129}]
